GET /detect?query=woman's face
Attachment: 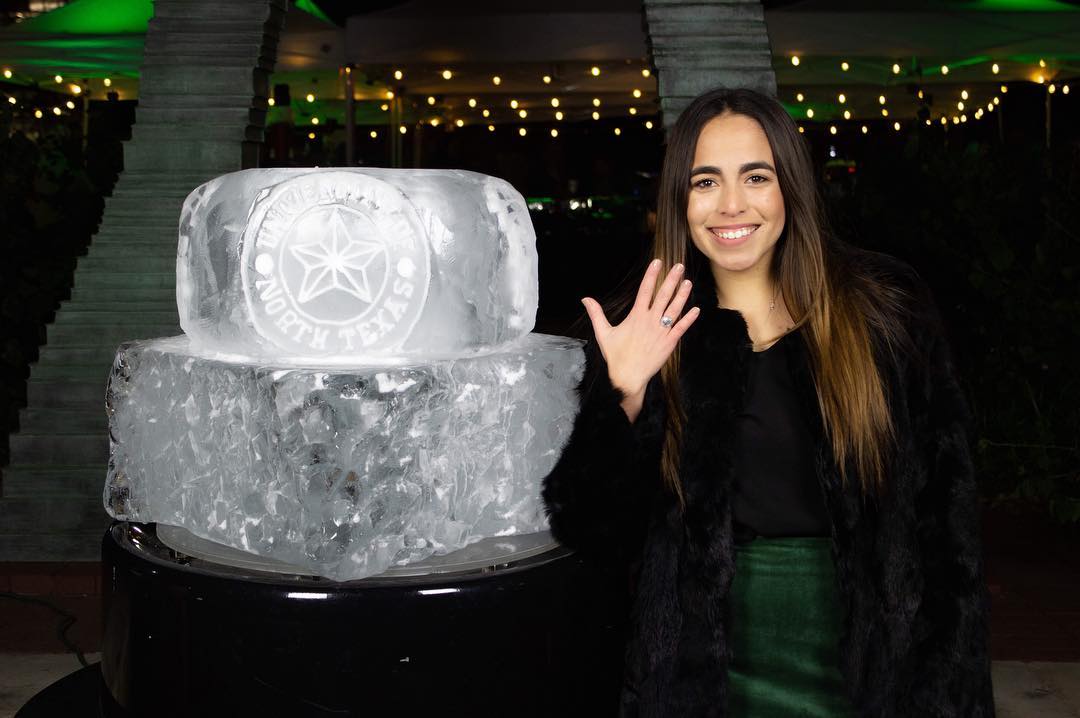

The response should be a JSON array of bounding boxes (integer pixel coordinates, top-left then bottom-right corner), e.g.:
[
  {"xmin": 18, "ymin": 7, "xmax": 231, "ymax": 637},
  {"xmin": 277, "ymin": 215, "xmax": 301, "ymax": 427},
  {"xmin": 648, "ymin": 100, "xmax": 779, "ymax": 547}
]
[{"xmin": 686, "ymin": 112, "xmax": 786, "ymax": 279}]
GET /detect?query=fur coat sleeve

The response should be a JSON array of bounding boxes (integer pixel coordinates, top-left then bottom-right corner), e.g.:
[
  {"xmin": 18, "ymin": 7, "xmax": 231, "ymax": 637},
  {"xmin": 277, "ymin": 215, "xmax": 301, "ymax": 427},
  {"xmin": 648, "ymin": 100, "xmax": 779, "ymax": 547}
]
[
  {"xmin": 540, "ymin": 339, "xmax": 666, "ymax": 567},
  {"xmin": 903, "ymin": 280, "xmax": 995, "ymax": 715}
]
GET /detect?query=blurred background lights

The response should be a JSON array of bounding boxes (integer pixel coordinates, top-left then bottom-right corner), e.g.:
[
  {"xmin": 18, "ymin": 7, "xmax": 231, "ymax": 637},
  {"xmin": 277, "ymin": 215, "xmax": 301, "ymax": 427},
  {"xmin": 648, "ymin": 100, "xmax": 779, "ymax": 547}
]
[
  {"xmin": 441, "ymin": 69, "xmax": 452, "ymax": 80},
  {"xmin": 394, "ymin": 69, "xmax": 403, "ymax": 80},
  {"xmin": 590, "ymin": 66, "xmax": 600, "ymax": 76},
  {"xmin": 791, "ymin": 55, "xmax": 800, "ymax": 66}
]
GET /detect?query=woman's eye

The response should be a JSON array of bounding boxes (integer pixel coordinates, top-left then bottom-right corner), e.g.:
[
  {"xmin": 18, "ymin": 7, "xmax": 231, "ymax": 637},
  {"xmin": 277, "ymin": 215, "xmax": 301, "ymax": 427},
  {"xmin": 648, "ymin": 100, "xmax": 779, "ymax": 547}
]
[
  {"xmin": 747, "ymin": 175, "xmax": 768, "ymax": 184},
  {"xmin": 692, "ymin": 178, "xmax": 715, "ymax": 188}
]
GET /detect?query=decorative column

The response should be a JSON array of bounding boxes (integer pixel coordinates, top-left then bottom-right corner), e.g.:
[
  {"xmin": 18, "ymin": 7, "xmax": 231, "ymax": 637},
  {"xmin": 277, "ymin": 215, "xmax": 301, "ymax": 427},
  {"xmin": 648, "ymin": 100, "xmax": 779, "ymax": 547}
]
[{"xmin": 643, "ymin": 0, "xmax": 776, "ymax": 130}]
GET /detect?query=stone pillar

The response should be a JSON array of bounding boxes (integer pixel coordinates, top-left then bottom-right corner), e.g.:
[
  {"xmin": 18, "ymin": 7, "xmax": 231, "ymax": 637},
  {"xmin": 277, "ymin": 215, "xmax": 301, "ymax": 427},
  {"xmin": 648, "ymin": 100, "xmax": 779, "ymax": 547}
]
[
  {"xmin": 0, "ymin": 0, "xmax": 288, "ymax": 561},
  {"xmin": 643, "ymin": 0, "xmax": 776, "ymax": 131}
]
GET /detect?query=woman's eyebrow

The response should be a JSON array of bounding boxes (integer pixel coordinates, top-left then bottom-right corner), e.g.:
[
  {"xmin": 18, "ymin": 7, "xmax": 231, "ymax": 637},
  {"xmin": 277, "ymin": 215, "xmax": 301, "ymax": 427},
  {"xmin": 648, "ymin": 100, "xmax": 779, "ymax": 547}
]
[{"xmin": 690, "ymin": 161, "xmax": 776, "ymax": 176}]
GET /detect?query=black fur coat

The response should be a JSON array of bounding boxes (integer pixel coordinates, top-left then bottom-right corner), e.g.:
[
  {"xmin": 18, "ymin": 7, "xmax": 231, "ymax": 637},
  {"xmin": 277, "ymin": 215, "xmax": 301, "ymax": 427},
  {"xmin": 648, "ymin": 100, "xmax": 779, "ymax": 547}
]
[{"xmin": 541, "ymin": 248, "xmax": 994, "ymax": 717}]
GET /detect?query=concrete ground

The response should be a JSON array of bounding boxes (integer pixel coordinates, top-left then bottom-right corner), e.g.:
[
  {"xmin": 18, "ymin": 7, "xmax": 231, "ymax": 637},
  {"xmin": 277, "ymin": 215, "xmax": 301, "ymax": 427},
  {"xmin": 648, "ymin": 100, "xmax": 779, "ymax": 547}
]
[{"xmin": 1, "ymin": 654, "xmax": 1079, "ymax": 717}]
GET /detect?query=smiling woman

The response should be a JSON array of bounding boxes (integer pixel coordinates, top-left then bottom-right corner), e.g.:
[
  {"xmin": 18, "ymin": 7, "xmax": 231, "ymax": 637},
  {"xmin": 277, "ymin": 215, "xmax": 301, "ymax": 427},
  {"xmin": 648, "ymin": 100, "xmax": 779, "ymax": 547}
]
[{"xmin": 541, "ymin": 87, "xmax": 994, "ymax": 717}]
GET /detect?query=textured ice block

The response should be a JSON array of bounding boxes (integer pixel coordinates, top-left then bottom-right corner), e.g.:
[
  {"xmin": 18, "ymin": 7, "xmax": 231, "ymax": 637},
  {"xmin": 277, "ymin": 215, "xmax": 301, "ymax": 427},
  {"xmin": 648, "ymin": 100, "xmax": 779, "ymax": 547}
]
[
  {"xmin": 104, "ymin": 334, "xmax": 584, "ymax": 581},
  {"xmin": 177, "ymin": 168, "xmax": 538, "ymax": 362}
]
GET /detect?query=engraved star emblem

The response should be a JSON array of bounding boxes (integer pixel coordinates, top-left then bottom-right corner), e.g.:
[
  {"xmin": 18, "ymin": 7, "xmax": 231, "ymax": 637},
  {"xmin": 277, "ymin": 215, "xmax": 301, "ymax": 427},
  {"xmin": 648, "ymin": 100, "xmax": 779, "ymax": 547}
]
[{"xmin": 289, "ymin": 208, "xmax": 383, "ymax": 305}]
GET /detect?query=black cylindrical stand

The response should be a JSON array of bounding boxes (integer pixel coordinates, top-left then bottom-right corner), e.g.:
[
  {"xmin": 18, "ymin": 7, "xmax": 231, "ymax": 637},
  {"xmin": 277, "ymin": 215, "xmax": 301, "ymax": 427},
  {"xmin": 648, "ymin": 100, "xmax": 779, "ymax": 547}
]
[{"xmin": 99, "ymin": 522, "xmax": 629, "ymax": 717}]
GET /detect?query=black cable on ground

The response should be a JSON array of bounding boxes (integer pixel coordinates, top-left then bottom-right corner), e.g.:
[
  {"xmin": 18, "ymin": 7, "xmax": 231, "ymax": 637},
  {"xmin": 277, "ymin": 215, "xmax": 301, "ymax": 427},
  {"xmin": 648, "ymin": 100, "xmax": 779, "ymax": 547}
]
[{"xmin": 0, "ymin": 591, "xmax": 89, "ymax": 667}]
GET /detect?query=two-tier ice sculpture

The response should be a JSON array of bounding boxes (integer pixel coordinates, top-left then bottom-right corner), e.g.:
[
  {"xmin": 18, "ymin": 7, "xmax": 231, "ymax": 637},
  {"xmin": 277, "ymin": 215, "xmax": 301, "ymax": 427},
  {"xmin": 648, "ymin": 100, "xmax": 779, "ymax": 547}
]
[{"xmin": 104, "ymin": 168, "xmax": 585, "ymax": 581}]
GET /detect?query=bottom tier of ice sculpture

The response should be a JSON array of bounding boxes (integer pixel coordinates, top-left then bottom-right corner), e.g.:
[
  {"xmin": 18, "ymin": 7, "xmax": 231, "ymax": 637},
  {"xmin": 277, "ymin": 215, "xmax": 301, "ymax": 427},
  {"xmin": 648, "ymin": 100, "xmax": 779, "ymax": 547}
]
[{"xmin": 104, "ymin": 334, "xmax": 584, "ymax": 581}]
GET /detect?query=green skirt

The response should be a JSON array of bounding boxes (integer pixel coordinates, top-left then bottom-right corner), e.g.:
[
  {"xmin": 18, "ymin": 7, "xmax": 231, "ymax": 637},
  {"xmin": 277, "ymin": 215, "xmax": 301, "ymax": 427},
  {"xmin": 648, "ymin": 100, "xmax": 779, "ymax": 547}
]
[{"xmin": 727, "ymin": 536, "xmax": 856, "ymax": 718}]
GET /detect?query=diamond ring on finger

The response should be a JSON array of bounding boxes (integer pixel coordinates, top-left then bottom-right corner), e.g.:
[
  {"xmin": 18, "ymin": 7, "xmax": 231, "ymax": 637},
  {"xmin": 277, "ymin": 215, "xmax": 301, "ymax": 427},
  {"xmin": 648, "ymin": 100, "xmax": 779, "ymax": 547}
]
[{"xmin": 660, "ymin": 315, "xmax": 674, "ymax": 328}]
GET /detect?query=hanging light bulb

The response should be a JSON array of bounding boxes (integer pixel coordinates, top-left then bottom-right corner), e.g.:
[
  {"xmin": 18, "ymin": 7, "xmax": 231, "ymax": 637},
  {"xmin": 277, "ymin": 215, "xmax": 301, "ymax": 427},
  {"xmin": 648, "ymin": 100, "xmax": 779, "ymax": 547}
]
[
  {"xmin": 551, "ymin": 129, "xmax": 558, "ymax": 138},
  {"xmin": 645, "ymin": 120, "xmax": 653, "ymax": 129},
  {"xmin": 551, "ymin": 98, "xmax": 559, "ymax": 107},
  {"xmin": 455, "ymin": 119, "xmax": 464, "ymax": 127},
  {"xmin": 592, "ymin": 111, "xmax": 600, "ymax": 120},
  {"xmin": 306, "ymin": 93, "xmax": 315, "ymax": 102},
  {"xmin": 791, "ymin": 56, "xmax": 800, "ymax": 66},
  {"xmin": 543, "ymin": 75, "xmax": 552, "ymax": 84},
  {"xmin": 796, "ymin": 92, "xmax": 804, "ymax": 102},
  {"xmin": 642, "ymin": 68, "xmax": 651, "ymax": 77},
  {"xmin": 519, "ymin": 128, "xmax": 527, "ymax": 136},
  {"xmin": 468, "ymin": 98, "xmax": 477, "ymax": 108},
  {"xmin": 370, "ymin": 130, "xmax": 377, "ymax": 138},
  {"xmin": 441, "ymin": 69, "xmax": 452, "ymax": 80},
  {"xmin": 394, "ymin": 69, "xmax": 403, "ymax": 80},
  {"xmin": 838, "ymin": 93, "xmax": 846, "ymax": 103},
  {"xmin": 892, "ymin": 63, "xmax": 901, "ymax": 74},
  {"xmin": 841, "ymin": 61, "xmax": 849, "ymax": 71},
  {"xmin": 555, "ymin": 111, "xmax": 563, "ymax": 120},
  {"xmin": 510, "ymin": 99, "xmax": 519, "ymax": 109},
  {"xmin": 590, "ymin": 66, "xmax": 600, "ymax": 76},
  {"xmin": 492, "ymin": 75, "xmax": 501, "ymax": 86},
  {"xmin": 614, "ymin": 127, "xmax": 621, "ymax": 136},
  {"xmin": 632, "ymin": 89, "xmax": 642, "ymax": 98},
  {"xmin": 991, "ymin": 63, "xmax": 999, "ymax": 74},
  {"xmin": 806, "ymin": 108, "xmax": 814, "ymax": 118},
  {"xmin": 488, "ymin": 124, "xmax": 495, "ymax": 132}
]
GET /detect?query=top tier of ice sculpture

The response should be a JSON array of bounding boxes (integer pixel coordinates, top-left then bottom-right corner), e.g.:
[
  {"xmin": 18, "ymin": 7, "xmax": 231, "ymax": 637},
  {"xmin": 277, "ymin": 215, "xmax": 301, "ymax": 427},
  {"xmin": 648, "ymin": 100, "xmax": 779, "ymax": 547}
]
[{"xmin": 177, "ymin": 168, "xmax": 538, "ymax": 362}]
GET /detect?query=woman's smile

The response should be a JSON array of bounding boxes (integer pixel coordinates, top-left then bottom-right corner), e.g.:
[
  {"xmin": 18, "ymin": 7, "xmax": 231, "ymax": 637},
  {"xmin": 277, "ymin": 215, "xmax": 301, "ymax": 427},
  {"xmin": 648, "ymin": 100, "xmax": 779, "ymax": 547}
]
[{"xmin": 709, "ymin": 224, "xmax": 761, "ymax": 245}]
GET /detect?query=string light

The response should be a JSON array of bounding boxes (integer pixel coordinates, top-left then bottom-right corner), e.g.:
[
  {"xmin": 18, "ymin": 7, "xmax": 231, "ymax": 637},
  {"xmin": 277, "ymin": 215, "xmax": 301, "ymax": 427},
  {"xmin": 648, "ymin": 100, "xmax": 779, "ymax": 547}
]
[
  {"xmin": 455, "ymin": 119, "xmax": 464, "ymax": 127},
  {"xmin": 427, "ymin": 96, "xmax": 436, "ymax": 105},
  {"xmin": 6, "ymin": 97, "xmax": 14, "ymax": 105},
  {"xmin": 551, "ymin": 128, "xmax": 558, "ymax": 138},
  {"xmin": 892, "ymin": 63, "xmax": 901, "ymax": 74},
  {"xmin": 614, "ymin": 127, "xmax": 621, "ymax": 136},
  {"xmin": 555, "ymin": 111, "xmax": 563, "ymax": 120},
  {"xmin": 952, "ymin": 116, "xmax": 959, "ymax": 124},
  {"xmin": 1000, "ymin": 85, "xmax": 1008, "ymax": 93},
  {"xmin": 961, "ymin": 89, "xmax": 969, "ymax": 100},
  {"xmin": 592, "ymin": 111, "xmax": 600, "ymax": 120},
  {"xmin": 543, "ymin": 75, "xmax": 551, "ymax": 84},
  {"xmin": 632, "ymin": 89, "xmax": 642, "ymax": 98},
  {"xmin": 841, "ymin": 61, "xmax": 849, "ymax": 71},
  {"xmin": 510, "ymin": 99, "xmax": 519, "ymax": 109},
  {"xmin": 1049, "ymin": 84, "xmax": 1056, "ymax": 94},
  {"xmin": 103, "ymin": 77, "xmax": 111, "ymax": 86},
  {"xmin": 308, "ymin": 132, "xmax": 315, "ymax": 139},
  {"xmin": 881, "ymin": 108, "xmax": 889, "ymax": 116},
  {"xmin": 52, "ymin": 107, "xmax": 61, "ymax": 115},
  {"xmin": 941, "ymin": 117, "xmax": 948, "ymax": 125},
  {"xmin": 861, "ymin": 125, "xmax": 868, "ymax": 134},
  {"xmin": 918, "ymin": 89, "xmax": 924, "ymax": 99},
  {"xmin": 592, "ymin": 98, "xmax": 601, "ymax": 107},
  {"xmin": 1039, "ymin": 58, "xmax": 1047, "ymax": 68},
  {"xmin": 791, "ymin": 56, "xmax": 800, "ymax": 66},
  {"xmin": 492, "ymin": 76, "xmax": 501, "ymax": 86},
  {"xmin": 1036, "ymin": 74, "xmax": 1045, "ymax": 84},
  {"xmin": 1065, "ymin": 85, "xmax": 1071, "ymax": 94},
  {"xmin": 798, "ymin": 126, "xmax": 805, "ymax": 133},
  {"xmin": 380, "ymin": 104, "xmax": 388, "ymax": 111},
  {"xmin": 311, "ymin": 117, "xmax": 319, "ymax": 125},
  {"xmin": 957, "ymin": 101, "xmax": 964, "ymax": 110},
  {"xmin": 519, "ymin": 128, "xmax": 527, "ymax": 136},
  {"xmin": 268, "ymin": 97, "xmax": 275, "ymax": 106},
  {"xmin": 843, "ymin": 110, "xmax": 851, "ymax": 120},
  {"xmin": 399, "ymin": 125, "xmax": 407, "ymax": 134},
  {"xmin": 394, "ymin": 69, "xmax": 403, "ymax": 80},
  {"xmin": 838, "ymin": 93, "xmax": 846, "ymax": 103},
  {"xmin": 468, "ymin": 98, "xmax": 477, "ymax": 108},
  {"xmin": 370, "ymin": 130, "xmax": 377, "ymax": 138},
  {"xmin": 941, "ymin": 65, "xmax": 949, "ymax": 75},
  {"xmin": 70, "ymin": 84, "xmax": 82, "ymax": 95},
  {"xmin": 65, "ymin": 100, "xmax": 75, "ymax": 109},
  {"xmin": 442, "ymin": 69, "xmax": 452, "ymax": 80},
  {"xmin": 306, "ymin": 93, "xmax": 315, "ymax": 102},
  {"xmin": 829, "ymin": 125, "xmax": 837, "ymax": 135},
  {"xmin": 590, "ymin": 66, "xmax": 600, "ymax": 76},
  {"xmin": 645, "ymin": 120, "xmax": 653, "ymax": 129},
  {"xmin": 386, "ymin": 90, "xmax": 394, "ymax": 99},
  {"xmin": 551, "ymin": 98, "xmax": 559, "ymax": 107},
  {"xmin": 642, "ymin": 69, "xmax": 651, "ymax": 77},
  {"xmin": 518, "ymin": 109, "xmax": 528, "ymax": 118},
  {"xmin": 991, "ymin": 63, "xmax": 999, "ymax": 74},
  {"xmin": 2, "ymin": 69, "xmax": 11, "ymax": 79},
  {"xmin": 960, "ymin": 114, "xmax": 967, "ymax": 122},
  {"xmin": 893, "ymin": 121, "xmax": 901, "ymax": 131},
  {"xmin": 482, "ymin": 109, "xmax": 490, "ymax": 117},
  {"xmin": 878, "ymin": 94, "xmax": 886, "ymax": 105},
  {"xmin": 796, "ymin": 92, "xmax": 804, "ymax": 102},
  {"xmin": 34, "ymin": 109, "xmax": 42, "ymax": 118},
  {"xmin": 54, "ymin": 74, "xmax": 62, "ymax": 83},
  {"xmin": 629, "ymin": 107, "xmax": 637, "ymax": 115},
  {"xmin": 806, "ymin": 108, "xmax": 814, "ymax": 118},
  {"xmin": 488, "ymin": 124, "xmax": 495, "ymax": 132},
  {"xmin": 430, "ymin": 118, "xmax": 440, "ymax": 126}
]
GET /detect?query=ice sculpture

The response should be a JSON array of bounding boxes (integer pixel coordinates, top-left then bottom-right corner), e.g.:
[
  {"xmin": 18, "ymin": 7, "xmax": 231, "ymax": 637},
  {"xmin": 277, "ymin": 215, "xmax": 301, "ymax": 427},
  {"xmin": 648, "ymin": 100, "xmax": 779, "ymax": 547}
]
[
  {"xmin": 177, "ymin": 169, "xmax": 538, "ymax": 360},
  {"xmin": 105, "ymin": 168, "xmax": 584, "ymax": 581}
]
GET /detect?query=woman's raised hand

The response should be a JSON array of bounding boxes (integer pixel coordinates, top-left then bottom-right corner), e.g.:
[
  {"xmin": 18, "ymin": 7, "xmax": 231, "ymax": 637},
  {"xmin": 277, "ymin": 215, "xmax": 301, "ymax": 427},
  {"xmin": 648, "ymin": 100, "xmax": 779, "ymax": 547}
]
[{"xmin": 581, "ymin": 259, "xmax": 700, "ymax": 402}]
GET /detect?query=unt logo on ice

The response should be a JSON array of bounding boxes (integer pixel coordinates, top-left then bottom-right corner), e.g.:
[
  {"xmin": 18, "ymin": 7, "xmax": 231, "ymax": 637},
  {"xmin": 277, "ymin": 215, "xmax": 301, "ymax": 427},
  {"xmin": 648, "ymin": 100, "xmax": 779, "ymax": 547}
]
[{"xmin": 240, "ymin": 173, "xmax": 431, "ymax": 355}]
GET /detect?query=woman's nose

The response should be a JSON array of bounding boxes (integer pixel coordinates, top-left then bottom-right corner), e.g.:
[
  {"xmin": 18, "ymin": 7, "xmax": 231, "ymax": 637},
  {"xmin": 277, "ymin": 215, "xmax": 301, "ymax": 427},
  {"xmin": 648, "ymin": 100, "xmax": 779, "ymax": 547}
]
[{"xmin": 716, "ymin": 186, "xmax": 747, "ymax": 215}]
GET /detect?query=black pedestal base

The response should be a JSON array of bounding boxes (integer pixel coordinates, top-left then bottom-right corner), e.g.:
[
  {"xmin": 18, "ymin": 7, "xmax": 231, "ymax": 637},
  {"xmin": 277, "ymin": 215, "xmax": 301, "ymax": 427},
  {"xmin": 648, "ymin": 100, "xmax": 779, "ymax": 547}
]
[{"xmin": 100, "ymin": 522, "xmax": 629, "ymax": 717}]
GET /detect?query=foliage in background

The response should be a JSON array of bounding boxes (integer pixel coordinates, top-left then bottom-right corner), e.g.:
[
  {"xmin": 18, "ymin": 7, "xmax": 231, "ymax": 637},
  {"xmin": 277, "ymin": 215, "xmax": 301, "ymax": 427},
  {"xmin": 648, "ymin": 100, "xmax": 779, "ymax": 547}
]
[{"xmin": 830, "ymin": 130, "xmax": 1080, "ymax": 523}]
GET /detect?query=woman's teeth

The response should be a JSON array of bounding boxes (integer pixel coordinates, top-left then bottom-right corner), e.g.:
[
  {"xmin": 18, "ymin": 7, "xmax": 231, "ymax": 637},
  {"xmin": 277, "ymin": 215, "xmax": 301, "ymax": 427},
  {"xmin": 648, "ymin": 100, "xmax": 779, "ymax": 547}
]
[{"xmin": 713, "ymin": 226, "xmax": 758, "ymax": 240}]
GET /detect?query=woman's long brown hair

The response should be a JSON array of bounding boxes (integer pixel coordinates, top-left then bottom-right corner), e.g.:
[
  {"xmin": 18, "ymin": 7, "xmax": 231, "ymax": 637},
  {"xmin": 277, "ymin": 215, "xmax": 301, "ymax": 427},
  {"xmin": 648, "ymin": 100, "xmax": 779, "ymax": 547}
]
[{"xmin": 604, "ymin": 88, "xmax": 915, "ymax": 511}]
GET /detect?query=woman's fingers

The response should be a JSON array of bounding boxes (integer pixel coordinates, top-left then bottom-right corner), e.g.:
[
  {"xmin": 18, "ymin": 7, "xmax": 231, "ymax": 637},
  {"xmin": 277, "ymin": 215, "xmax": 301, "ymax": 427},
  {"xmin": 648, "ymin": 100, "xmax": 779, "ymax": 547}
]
[
  {"xmin": 632, "ymin": 259, "xmax": 662, "ymax": 313},
  {"xmin": 581, "ymin": 297, "xmax": 612, "ymax": 336},
  {"xmin": 650, "ymin": 263, "xmax": 685, "ymax": 318},
  {"xmin": 662, "ymin": 279, "xmax": 693, "ymax": 327},
  {"xmin": 667, "ymin": 306, "xmax": 701, "ymax": 342}
]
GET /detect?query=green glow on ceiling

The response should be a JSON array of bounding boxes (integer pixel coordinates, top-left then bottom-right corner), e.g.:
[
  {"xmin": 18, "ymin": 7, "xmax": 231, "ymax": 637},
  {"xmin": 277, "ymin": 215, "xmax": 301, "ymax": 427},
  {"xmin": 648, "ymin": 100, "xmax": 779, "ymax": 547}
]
[
  {"xmin": 970, "ymin": 0, "xmax": 1078, "ymax": 10},
  {"xmin": 7, "ymin": 0, "xmax": 153, "ymax": 35}
]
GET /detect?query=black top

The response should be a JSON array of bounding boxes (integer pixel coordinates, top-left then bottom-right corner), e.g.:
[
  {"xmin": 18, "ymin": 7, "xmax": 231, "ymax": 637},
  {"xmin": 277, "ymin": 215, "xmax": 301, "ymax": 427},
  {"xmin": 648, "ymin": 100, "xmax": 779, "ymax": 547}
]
[{"xmin": 731, "ymin": 330, "xmax": 832, "ymax": 542}]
